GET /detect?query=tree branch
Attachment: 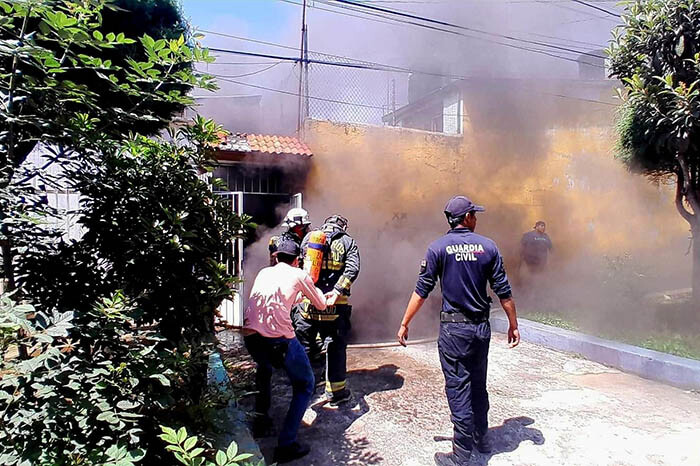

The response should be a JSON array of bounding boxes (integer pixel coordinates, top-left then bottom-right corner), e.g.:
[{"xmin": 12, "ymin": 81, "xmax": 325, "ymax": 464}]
[
  {"xmin": 675, "ymin": 169, "xmax": 695, "ymax": 225},
  {"xmin": 677, "ymin": 151, "xmax": 700, "ymax": 220}
]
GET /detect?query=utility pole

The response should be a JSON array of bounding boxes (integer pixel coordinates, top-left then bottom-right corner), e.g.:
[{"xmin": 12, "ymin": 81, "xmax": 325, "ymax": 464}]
[{"xmin": 297, "ymin": 0, "xmax": 308, "ymax": 134}]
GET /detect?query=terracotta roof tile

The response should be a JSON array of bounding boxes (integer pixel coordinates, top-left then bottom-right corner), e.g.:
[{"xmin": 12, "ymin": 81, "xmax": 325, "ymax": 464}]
[
  {"xmin": 214, "ymin": 132, "xmax": 312, "ymax": 157},
  {"xmin": 245, "ymin": 134, "xmax": 312, "ymax": 157}
]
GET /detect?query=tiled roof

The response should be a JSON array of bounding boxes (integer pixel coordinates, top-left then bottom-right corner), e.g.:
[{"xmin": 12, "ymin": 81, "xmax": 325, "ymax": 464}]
[
  {"xmin": 215, "ymin": 133, "xmax": 312, "ymax": 157},
  {"xmin": 247, "ymin": 134, "xmax": 312, "ymax": 156}
]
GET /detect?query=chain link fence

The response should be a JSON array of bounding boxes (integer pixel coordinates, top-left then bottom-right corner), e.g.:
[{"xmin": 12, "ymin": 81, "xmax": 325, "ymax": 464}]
[{"xmin": 305, "ymin": 51, "xmax": 405, "ymax": 126}]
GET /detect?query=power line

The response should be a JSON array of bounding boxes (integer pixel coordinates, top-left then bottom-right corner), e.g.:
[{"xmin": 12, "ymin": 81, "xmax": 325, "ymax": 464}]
[
  {"xmin": 214, "ymin": 75, "xmax": 387, "ymax": 110},
  {"xmin": 326, "ymin": 0, "xmax": 606, "ymax": 58},
  {"xmin": 283, "ymin": 0, "xmax": 603, "ymax": 65},
  {"xmin": 211, "ymin": 72, "xmax": 616, "ymax": 108},
  {"xmin": 570, "ymin": 0, "xmax": 619, "ymax": 17},
  {"xmin": 199, "ymin": 62, "xmax": 285, "ymax": 78},
  {"xmin": 207, "ymin": 61, "xmax": 286, "ymax": 65}
]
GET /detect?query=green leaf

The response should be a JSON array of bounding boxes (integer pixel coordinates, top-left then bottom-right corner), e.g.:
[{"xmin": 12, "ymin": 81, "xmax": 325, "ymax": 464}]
[
  {"xmin": 177, "ymin": 427, "xmax": 187, "ymax": 443},
  {"xmin": 150, "ymin": 373, "xmax": 170, "ymax": 387},
  {"xmin": 232, "ymin": 453, "xmax": 253, "ymax": 461},
  {"xmin": 183, "ymin": 435, "xmax": 197, "ymax": 451},
  {"xmin": 216, "ymin": 451, "xmax": 227, "ymax": 466},
  {"xmin": 141, "ymin": 34, "xmax": 156, "ymax": 51},
  {"xmin": 676, "ymin": 35, "xmax": 685, "ymax": 57},
  {"xmin": 93, "ymin": 30, "xmax": 104, "ymax": 41},
  {"xmin": 226, "ymin": 442, "xmax": 238, "ymax": 460},
  {"xmin": 117, "ymin": 400, "xmax": 139, "ymax": 410}
]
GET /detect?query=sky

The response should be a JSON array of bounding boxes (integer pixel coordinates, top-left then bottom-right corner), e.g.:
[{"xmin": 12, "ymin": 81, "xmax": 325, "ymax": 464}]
[{"xmin": 179, "ymin": 0, "xmax": 624, "ymax": 132}]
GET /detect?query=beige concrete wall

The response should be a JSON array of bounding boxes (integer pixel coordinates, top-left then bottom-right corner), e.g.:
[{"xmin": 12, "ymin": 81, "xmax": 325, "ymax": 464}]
[{"xmin": 303, "ymin": 119, "xmax": 686, "ymax": 259}]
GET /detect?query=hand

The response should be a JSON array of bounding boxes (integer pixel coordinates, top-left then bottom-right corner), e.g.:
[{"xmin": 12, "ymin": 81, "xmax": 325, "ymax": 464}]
[
  {"xmin": 397, "ymin": 324, "xmax": 409, "ymax": 347},
  {"xmin": 325, "ymin": 290, "xmax": 340, "ymax": 306},
  {"xmin": 508, "ymin": 326, "xmax": 520, "ymax": 348}
]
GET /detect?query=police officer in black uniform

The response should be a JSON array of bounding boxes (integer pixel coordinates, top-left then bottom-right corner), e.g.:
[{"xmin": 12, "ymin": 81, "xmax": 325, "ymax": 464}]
[{"xmin": 397, "ymin": 196, "xmax": 520, "ymax": 466}]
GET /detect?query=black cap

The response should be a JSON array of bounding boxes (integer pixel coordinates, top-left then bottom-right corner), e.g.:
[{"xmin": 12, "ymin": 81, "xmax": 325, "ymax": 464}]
[
  {"xmin": 444, "ymin": 196, "xmax": 485, "ymax": 218},
  {"xmin": 274, "ymin": 239, "xmax": 300, "ymax": 257}
]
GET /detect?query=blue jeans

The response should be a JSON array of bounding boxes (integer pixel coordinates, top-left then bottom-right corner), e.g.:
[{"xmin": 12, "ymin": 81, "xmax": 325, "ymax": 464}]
[
  {"xmin": 244, "ymin": 334, "xmax": 315, "ymax": 446},
  {"xmin": 438, "ymin": 321, "xmax": 491, "ymax": 461}
]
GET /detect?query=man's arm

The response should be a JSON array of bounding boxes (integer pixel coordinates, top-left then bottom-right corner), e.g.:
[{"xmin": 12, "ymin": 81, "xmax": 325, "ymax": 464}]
[
  {"xmin": 397, "ymin": 247, "xmax": 439, "ymax": 346},
  {"xmin": 488, "ymin": 247, "xmax": 519, "ymax": 348},
  {"xmin": 327, "ymin": 236, "xmax": 360, "ymax": 305},
  {"xmin": 298, "ymin": 271, "xmax": 327, "ymax": 310},
  {"xmin": 397, "ymin": 292, "xmax": 426, "ymax": 346},
  {"xmin": 500, "ymin": 297, "xmax": 520, "ymax": 348}
]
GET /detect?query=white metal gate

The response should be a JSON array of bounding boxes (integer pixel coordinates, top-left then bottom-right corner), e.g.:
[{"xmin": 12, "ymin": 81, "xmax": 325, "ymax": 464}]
[{"xmin": 216, "ymin": 191, "xmax": 245, "ymax": 327}]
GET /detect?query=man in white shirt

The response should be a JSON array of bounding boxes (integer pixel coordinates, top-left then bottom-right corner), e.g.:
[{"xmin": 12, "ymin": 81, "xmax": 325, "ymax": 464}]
[{"xmin": 243, "ymin": 239, "xmax": 327, "ymax": 464}]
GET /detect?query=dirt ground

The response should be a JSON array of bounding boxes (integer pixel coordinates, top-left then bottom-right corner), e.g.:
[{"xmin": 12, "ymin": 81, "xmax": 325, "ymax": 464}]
[{"xmin": 242, "ymin": 335, "xmax": 700, "ymax": 466}]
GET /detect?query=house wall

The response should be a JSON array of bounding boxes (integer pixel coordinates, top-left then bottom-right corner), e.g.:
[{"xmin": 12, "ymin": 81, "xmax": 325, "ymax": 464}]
[{"xmin": 301, "ymin": 119, "xmax": 689, "ymax": 340}]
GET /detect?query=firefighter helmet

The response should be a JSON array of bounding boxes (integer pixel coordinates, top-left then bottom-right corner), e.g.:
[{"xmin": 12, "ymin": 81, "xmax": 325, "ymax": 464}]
[
  {"xmin": 282, "ymin": 207, "xmax": 311, "ymax": 228},
  {"xmin": 323, "ymin": 214, "xmax": 349, "ymax": 231}
]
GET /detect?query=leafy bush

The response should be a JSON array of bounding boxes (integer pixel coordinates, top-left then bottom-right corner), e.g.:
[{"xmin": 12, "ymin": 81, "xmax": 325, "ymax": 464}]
[
  {"xmin": 1, "ymin": 1, "xmax": 256, "ymax": 462},
  {"xmin": 159, "ymin": 426, "xmax": 264, "ymax": 466},
  {"xmin": 1, "ymin": 118, "xmax": 254, "ymax": 464}
]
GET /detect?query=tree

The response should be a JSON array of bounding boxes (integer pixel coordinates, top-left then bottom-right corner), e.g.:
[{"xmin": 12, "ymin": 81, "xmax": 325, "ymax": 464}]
[
  {"xmin": 1, "ymin": 2, "xmax": 259, "ymax": 462},
  {"xmin": 2, "ymin": 119, "xmax": 255, "ymax": 464},
  {"xmin": 0, "ymin": 0, "xmax": 215, "ymax": 288},
  {"xmin": 0, "ymin": 0, "xmax": 194, "ymax": 168},
  {"xmin": 607, "ymin": 0, "xmax": 700, "ymax": 305}
]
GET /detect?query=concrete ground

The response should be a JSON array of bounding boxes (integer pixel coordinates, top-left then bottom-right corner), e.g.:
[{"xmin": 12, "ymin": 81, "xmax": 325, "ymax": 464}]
[{"xmin": 251, "ymin": 335, "xmax": 700, "ymax": 466}]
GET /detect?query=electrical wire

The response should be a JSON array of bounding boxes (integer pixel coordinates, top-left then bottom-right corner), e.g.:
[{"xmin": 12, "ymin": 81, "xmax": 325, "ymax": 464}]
[
  {"xmin": 326, "ymin": 0, "xmax": 607, "ymax": 58},
  {"xmin": 212, "ymin": 72, "xmax": 617, "ymax": 108},
  {"xmin": 570, "ymin": 0, "xmax": 619, "ymax": 17},
  {"xmin": 202, "ymin": 61, "xmax": 284, "ymax": 78},
  {"xmin": 213, "ymin": 74, "xmax": 388, "ymax": 110},
  {"xmin": 281, "ymin": 0, "xmax": 604, "ymax": 66}
]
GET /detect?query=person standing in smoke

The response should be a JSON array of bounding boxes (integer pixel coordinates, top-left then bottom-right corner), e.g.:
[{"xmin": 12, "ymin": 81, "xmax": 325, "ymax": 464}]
[
  {"xmin": 520, "ymin": 220, "xmax": 553, "ymax": 275},
  {"xmin": 295, "ymin": 214, "xmax": 360, "ymax": 406},
  {"xmin": 397, "ymin": 196, "xmax": 520, "ymax": 466}
]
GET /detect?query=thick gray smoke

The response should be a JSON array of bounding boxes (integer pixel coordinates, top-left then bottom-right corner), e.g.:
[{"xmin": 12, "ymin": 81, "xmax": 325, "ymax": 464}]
[{"xmin": 194, "ymin": 1, "xmax": 693, "ymax": 342}]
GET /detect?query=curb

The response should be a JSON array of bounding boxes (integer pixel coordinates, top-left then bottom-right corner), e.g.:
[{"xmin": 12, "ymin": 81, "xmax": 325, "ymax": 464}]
[
  {"xmin": 207, "ymin": 352, "xmax": 265, "ymax": 463},
  {"xmin": 489, "ymin": 311, "xmax": 700, "ymax": 390}
]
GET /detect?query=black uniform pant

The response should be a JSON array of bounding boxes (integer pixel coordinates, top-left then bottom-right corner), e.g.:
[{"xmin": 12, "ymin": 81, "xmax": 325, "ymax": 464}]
[
  {"xmin": 438, "ymin": 321, "xmax": 491, "ymax": 461},
  {"xmin": 294, "ymin": 306, "xmax": 351, "ymax": 395}
]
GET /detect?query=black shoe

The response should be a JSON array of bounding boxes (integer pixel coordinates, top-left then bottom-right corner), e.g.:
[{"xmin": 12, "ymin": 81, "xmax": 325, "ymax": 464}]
[
  {"xmin": 434, "ymin": 452, "xmax": 470, "ymax": 466},
  {"xmin": 474, "ymin": 432, "xmax": 492, "ymax": 454},
  {"xmin": 250, "ymin": 414, "xmax": 273, "ymax": 438},
  {"xmin": 326, "ymin": 388, "xmax": 353, "ymax": 406},
  {"xmin": 273, "ymin": 442, "xmax": 311, "ymax": 464}
]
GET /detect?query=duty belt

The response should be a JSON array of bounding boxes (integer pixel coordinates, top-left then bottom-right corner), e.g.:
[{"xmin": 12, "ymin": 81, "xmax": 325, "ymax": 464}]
[{"xmin": 440, "ymin": 311, "xmax": 489, "ymax": 324}]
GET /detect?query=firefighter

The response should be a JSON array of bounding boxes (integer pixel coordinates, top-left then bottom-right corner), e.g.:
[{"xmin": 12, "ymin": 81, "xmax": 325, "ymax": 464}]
[
  {"xmin": 268, "ymin": 207, "xmax": 312, "ymax": 266},
  {"xmin": 397, "ymin": 196, "xmax": 520, "ymax": 466},
  {"xmin": 295, "ymin": 214, "xmax": 360, "ymax": 406}
]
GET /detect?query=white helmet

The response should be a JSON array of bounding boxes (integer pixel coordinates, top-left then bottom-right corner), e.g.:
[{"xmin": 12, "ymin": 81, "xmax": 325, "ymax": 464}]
[{"xmin": 282, "ymin": 207, "xmax": 311, "ymax": 228}]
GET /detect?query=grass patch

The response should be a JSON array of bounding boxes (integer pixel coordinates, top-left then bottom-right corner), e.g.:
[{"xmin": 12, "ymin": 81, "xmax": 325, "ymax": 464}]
[
  {"xmin": 519, "ymin": 311, "xmax": 700, "ymax": 361},
  {"xmin": 520, "ymin": 312, "xmax": 581, "ymax": 332},
  {"xmin": 618, "ymin": 334, "xmax": 700, "ymax": 361}
]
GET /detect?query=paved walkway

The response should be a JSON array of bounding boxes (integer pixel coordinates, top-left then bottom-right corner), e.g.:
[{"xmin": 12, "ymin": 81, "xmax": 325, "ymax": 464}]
[{"xmin": 252, "ymin": 335, "xmax": 700, "ymax": 465}]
